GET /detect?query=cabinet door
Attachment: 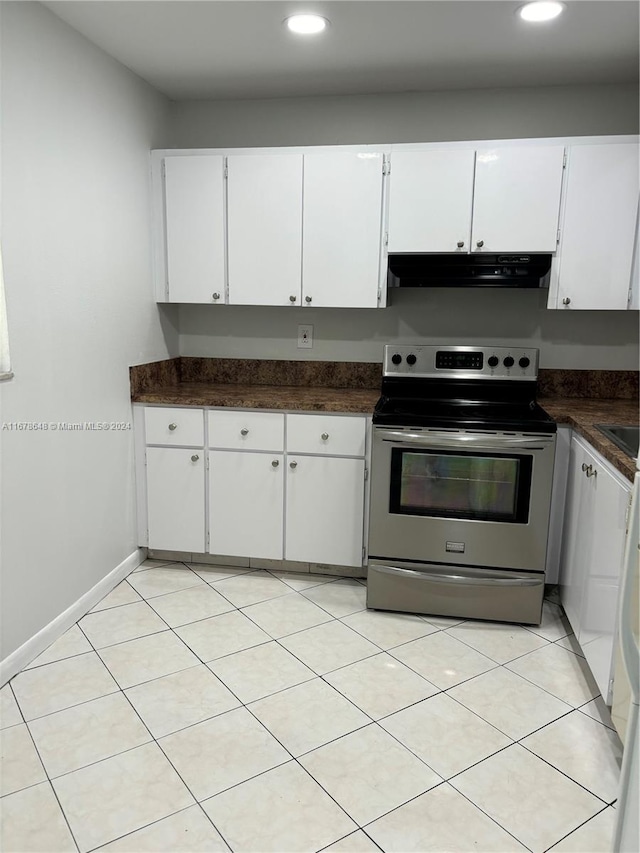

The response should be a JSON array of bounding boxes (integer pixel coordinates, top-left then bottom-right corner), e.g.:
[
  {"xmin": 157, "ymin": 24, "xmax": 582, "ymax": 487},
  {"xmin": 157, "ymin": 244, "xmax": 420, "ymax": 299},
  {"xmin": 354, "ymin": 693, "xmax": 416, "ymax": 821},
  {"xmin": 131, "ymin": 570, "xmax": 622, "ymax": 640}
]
[
  {"xmin": 285, "ymin": 456, "xmax": 365, "ymax": 566},
  {"xmin": 209, "ymin": 451, "xmax": 283, "ymax": 560},
  {"xmin": 146, "ymin": 447, "xmax": 205, "ymax": 552},
  {"xmin": 227, "ymin": 154, "xmax": 303, "ymax": 306},
  {"xmin": 387, "ymin": 150, "xmax": 475, "ymax": 252},
  {"xmin": 578, "ymin": 444, "xmax": 631, "ymax": 700},
  {"xmin": 163, "ymin": 156, "xmax": 225, "ymax": 304},
  {"xmin": 471, "ymin": 146, "xmax": 565, "ymax": 253},
  {"xmin": 302, "ymin": 152, "xmax": 385, "ymax": 308},
  {"xmin": 556, "ymin": 143, "xmax": 639, "ymax": 310},
  {"xmin": 560, "ymin": 438, "xmax": 591, "ymax": 633}
]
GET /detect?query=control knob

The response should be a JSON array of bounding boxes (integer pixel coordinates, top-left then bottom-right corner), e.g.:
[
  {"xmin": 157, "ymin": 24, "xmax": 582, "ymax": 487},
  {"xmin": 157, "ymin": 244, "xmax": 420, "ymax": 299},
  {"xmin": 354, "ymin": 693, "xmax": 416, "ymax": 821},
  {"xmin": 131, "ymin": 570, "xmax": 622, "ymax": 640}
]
[
  {"xmin": 406, "ymin": 354, "xmax": 417, "ymax": 366},
  {"xmin": 503, "ymin": 356, "xmax": 515, "ymax": 368},
  {"xmin": 519, "ymin": 356, "xmax": 531, "ymax": 369},
  {"xmin": 487, "ymin": 356, "xmax": 499, "ymax": 368},
  {"xmin": 391, "ymin": 353, "xmax": 402, "ymax": 365}
]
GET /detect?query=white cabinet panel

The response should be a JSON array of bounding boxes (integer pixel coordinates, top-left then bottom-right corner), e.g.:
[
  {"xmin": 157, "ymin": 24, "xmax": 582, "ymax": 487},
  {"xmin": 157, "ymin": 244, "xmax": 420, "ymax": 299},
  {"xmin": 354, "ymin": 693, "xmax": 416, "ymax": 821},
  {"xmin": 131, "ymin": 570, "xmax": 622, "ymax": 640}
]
[
  {"xmin": 286, "ymin": 414, "xmax": 366, "ymax": 457},
  {"xmin": 560, "ymin": 434, "xmax": 632, "ymax": 702},
  {"xmin": 556, "ymin": 143, "xmax": 639, "ymax": 310},
  {"xmin": 302, "ymin": 152, "xmax": 385, "ymax": 308},
  {"xmin": 209, "ymin": 451, "xmax": 284, "ymax": 560},
  {"xmin": 164, "ymin": 156, "xmax": 225, "ymax": 304},
  {"xmin": 227, "ymin": 154, "xmax": 303, "ymax": 306},
  {"xmin": 387, "ymin": 149, "xmax": 475, "ymax": 252},
  {"xmin": 471, "ymin": 146, "xmax": 565, "ymax": 253},
  {"xmin": 145, "ymin": 407, "xmax": 204, "ymax": 447},
  {"xmin": 146, "ymin": 447, "xmax": 205, "ymax": 553},
  {"xmin": 286, "ymin": 456, "xmax": 365, "ymax": 566},
  {"xmin": 208, "ymin": 410, "xmax": 285, "ymax": 452}
]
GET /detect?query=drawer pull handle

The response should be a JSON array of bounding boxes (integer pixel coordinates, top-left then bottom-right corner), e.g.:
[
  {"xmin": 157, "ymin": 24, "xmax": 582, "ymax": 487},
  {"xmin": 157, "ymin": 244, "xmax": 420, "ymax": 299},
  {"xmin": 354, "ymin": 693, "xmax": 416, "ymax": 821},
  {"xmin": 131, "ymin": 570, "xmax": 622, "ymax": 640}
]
[
  {"xmin": 191, "ymin": 455, "xmax": 199, "ymax": 462},
  {"xmin": 240, "ymin": 428, "xmax": 249, "ymax": 436},
  {"xmin": 290, "ymin": 461, "xmax": 297, "ymax": 469},
  {"xmin": 321, "ymin": 432, "xmax": 329, "ymax": 441},
  {"xmin": 272, "ymin": 460, "xmax": 279, "ymax": 468},
  {"xmin": 586, "ymin": 467, "xmax": 597, "ymax": 478},
  {"xmin": 168, "ymin": 423, "xmax": 178, "ymax": 431},
  {"xmin": 582, "ymin": 463, "xmax": 594, "ymax": 477}
]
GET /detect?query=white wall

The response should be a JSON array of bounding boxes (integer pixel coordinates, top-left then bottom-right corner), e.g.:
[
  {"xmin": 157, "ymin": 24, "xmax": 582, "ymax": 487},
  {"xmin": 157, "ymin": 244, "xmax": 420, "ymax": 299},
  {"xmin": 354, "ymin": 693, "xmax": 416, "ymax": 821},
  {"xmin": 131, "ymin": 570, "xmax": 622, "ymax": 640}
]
[
  {"xmin": 169, "ymin": 84, "xmax": 639, "ymax": 148},
  {"xmin": 180, "ymin": 289, "xmax": 639, "ymax": 370},
  {"xmin": 0, "ymin": 2, "xmax": 176, "ymax": 659},
  {"xmin": 174, "ymin": 84, "xmax": 639, "ymax": 368}
]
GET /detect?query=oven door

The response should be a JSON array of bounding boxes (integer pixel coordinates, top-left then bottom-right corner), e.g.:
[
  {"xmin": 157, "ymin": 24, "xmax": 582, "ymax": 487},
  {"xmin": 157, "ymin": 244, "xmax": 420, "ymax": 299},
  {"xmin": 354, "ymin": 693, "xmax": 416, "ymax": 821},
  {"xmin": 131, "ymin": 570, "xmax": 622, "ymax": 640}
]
[{"xmin": 369, "ymin": 427, "xmax": 556, "ymax": 572}]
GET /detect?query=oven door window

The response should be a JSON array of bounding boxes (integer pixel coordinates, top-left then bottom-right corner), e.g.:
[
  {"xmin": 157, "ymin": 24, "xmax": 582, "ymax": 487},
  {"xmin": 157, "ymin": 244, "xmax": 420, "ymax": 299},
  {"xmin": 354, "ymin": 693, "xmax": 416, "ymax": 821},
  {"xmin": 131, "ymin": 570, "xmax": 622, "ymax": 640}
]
[{"xmin": 389, "ymin": 449, "xmax": 532, "ymax": 523}]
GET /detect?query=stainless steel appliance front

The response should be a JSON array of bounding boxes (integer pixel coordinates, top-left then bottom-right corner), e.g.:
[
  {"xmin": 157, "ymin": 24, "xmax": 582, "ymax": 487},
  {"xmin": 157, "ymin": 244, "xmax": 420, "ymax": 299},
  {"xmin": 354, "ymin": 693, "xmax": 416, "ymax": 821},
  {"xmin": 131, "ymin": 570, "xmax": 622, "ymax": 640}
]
[{"xmin": 368, "ymin": 426, "xmax": 556, "ymax": 624}]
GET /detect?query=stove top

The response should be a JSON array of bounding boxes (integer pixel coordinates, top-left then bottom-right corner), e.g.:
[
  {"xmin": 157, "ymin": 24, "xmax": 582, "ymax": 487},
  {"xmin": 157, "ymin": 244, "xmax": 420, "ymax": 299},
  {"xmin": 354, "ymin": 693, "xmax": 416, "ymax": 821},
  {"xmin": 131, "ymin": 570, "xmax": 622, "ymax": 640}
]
[
  {"xmin": 373, "ymin": 397, "xmax": 556, "ymax": 433},
  {"xmin": 373, "ymin": 344, "xmax": 557, "ymax": 434}
]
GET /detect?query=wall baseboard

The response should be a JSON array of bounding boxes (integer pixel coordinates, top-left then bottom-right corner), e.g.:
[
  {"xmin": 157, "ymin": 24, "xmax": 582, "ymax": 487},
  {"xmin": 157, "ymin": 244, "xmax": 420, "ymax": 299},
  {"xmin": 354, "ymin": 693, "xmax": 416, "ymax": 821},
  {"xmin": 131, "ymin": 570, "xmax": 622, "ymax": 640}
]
[{"xmin": 0, "ymin": 548, "xmax": 147, "ymax": 686}]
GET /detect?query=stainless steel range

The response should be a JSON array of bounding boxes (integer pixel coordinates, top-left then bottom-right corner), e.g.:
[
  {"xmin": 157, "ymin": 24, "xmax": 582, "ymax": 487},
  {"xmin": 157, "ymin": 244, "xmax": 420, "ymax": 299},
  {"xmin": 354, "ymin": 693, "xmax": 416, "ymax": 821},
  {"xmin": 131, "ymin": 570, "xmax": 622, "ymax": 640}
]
[{"xmin": 367, "ymin": 345, "xmax": 557, "ymax": 625}]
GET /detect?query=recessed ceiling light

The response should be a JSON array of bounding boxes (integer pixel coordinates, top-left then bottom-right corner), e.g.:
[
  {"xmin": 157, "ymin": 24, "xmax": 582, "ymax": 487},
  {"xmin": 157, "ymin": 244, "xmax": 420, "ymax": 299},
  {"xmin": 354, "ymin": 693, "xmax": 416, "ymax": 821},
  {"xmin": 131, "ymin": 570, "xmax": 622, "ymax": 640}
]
[
  {"xmin": 284, "ymin": 14, "xmax": 329, "ymax": 35},
  {"xmin": 519, "ymin": 1, "xmax": 565, "ymax": 22}
]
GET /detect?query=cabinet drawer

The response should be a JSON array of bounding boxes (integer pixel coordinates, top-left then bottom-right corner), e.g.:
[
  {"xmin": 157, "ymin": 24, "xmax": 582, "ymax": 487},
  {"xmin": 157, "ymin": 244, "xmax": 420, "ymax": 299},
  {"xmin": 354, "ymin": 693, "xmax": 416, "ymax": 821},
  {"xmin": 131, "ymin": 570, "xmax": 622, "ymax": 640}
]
[
  {"xmin": 286, "ymin": 414, "xmax": 366, "ymax": 457},
  {"xmin": 145, "ymin": 407, "xmax": 204, "ymax": 447},
  {"xmin": 208, "ymin": 410, "xmax": 285, "ymax": 451}
]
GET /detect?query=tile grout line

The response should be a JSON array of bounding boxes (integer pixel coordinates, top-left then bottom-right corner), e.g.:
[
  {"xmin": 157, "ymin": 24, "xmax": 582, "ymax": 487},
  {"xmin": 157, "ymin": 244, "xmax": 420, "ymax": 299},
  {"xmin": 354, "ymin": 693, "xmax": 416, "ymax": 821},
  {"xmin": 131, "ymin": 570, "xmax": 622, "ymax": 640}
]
[{"xmin": 542, "ymin": 802, "xmax": 614, "ymax": 853}]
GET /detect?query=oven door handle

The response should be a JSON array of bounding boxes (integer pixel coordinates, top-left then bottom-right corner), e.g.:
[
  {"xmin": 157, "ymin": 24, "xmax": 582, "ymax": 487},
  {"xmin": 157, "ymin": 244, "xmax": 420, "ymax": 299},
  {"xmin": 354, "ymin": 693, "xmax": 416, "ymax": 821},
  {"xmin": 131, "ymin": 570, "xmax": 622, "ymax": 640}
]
[
  {"xmin": 377, "ymin": 431, "xmax": 554, "ymax": 451},
  {"xmin": 373, "ymin": 564, "xmax": 542, "ymax": 587}
]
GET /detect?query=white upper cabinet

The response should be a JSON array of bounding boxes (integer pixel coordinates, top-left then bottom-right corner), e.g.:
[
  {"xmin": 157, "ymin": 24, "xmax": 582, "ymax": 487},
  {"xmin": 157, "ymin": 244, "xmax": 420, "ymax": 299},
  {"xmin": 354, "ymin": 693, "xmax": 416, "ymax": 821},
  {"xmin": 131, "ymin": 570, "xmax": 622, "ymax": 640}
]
[
  {"xmin": 387, "ymin": 150, "xmax": 475, "ymax": 253},
  {"xmin": 471, "ymin": 145, "xmax": 565, "ymax": 253},
  {"xmin": 302, "ymin": 152, "xmax": 386, "ymax": 308},
  {"xmin": 162, "ymin": 155, "xmax": 225, "ymax": 304},
  {"xmin": 552, "ymin": 143, "xmax": 639, "ymax": 310},
  {"xmin": 227, "ymin": 154, "xmax": 303, "ymax": 306},
  {"xmin": 387, "ymin": 144, "xmax": 564, "ymax": 254}
]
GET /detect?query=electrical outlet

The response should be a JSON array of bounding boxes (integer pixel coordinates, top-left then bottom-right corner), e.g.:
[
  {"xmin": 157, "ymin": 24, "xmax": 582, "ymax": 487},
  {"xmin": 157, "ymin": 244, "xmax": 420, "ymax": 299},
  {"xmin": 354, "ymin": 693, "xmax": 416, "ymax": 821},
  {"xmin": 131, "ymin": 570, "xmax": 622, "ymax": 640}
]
[{"xmin": 297, "ymin": 325, "xmax": 313, "ymax": 349}]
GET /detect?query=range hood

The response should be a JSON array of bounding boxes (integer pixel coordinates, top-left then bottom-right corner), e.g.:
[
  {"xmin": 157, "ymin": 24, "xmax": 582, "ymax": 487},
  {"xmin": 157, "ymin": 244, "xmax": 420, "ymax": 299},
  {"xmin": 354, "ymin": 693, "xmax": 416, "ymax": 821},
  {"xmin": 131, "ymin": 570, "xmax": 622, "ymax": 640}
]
[{"xmin": 388, "ymin": 253, "xmax": 552, "ymax": 288}]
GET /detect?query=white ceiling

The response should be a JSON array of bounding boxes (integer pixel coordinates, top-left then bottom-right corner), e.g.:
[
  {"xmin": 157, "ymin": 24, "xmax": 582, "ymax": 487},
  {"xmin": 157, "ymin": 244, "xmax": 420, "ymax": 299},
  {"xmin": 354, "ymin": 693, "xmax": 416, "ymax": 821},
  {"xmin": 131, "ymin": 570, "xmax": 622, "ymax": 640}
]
[{"xmin": 45, "ymin": 1, "xmax": 639, "ymax": 101}]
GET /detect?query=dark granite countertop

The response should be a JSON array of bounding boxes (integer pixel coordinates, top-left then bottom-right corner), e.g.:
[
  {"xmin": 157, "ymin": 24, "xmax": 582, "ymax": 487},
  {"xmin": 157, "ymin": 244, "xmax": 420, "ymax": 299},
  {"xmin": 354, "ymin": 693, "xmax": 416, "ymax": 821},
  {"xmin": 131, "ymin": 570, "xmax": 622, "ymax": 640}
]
[
  {"xmin": 133, "ymin": 382, "xmax": 381, "ymax": 414},
  {"xmin": 539, "ymin": 397, "xmax": 638, "ymax": 482}
]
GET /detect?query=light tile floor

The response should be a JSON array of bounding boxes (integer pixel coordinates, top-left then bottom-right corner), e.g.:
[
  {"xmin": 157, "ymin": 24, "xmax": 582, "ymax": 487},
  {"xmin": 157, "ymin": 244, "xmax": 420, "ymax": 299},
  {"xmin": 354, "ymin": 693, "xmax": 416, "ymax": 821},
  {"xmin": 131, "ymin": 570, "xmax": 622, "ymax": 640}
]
[{"xmin": 0, "ymin": 561, "xmax": 623, "ymax": 853}]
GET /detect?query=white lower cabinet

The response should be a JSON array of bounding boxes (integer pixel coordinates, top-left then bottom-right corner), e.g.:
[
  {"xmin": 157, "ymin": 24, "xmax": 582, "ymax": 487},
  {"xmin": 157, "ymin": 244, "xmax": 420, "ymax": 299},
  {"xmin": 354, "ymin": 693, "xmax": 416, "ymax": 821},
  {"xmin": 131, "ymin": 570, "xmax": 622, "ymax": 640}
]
[
  {"xmin": 146, "ymin": 447, "xmax": 205, "ymax": 553},
  {"xmin": 140, "ymin": 406, "xmax": 369, "ymax": 567},
  {"xmin": 209, "ymin": 450, "xmax": 284, "ymax": 560},
  {"xmin": 560, "ymin": 434, "xmax": 632, "ymax": 703},
  {"xmin": 285, "ymin": 455, "xmax": 365, "ymax": 567}
]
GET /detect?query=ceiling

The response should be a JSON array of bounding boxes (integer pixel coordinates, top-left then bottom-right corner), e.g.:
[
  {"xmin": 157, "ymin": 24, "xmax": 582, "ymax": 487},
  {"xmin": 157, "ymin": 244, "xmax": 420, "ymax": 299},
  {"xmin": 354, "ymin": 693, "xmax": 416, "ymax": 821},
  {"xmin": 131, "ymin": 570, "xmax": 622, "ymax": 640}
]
[{"xmin": 44, "ymin": 1, "xmax": 639, "ymax": 101}]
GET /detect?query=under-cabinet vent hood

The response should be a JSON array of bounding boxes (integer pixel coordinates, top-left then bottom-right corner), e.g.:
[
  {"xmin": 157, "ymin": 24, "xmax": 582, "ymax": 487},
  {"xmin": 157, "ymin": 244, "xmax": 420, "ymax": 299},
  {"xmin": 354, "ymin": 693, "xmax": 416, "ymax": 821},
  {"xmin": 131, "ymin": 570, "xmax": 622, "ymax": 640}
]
[{"xmin": 388, "ymin": 253, "xmax": 552, "ymax": 288}]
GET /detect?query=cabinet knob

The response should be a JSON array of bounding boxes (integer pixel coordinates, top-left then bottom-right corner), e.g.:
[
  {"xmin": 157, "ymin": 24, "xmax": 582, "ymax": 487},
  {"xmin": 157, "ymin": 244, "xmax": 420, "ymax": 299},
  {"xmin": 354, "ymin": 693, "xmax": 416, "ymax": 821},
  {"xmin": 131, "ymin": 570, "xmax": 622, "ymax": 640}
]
[
  {"xmin": 191, "ymin": 454, "xmax": 199, "ymax": 462},
  {"xmin": 305, "ymin": 296, "xmax": 312, "ymax": 303},
  {"xmin": 212, "ymin": 292, "xmax": 220, "ymax": 301},
  {"xmin": 289, "ymin": 461, "xmax": 297, "ymax": 469},
  {"xmin": 457, "ymin": 241, "xmax": 465, "ymax": 248},
  {"xmin": 321, "ymin": 432, "xmax": 329, "ymax": 441},
  {"xmin": 586, "ymin": 467, "xmax": 597, "ymax": 478},
  {"xmin": 240, "ymin": 428, "xmax": 249, "ymax": 436},
  {"xmin": 562, "ymin": 297, "xmax": 571, "ymax": 306},
  {"xmin": 289, "ymin": 295, "xmax": 297, "ymax": 303},
  {"xmin": 271, "ymin": 460, "xmax": 279, "ymax": 468},
  {"xmin": 168, "ymin": 423, "xmax": 177, "ymax": 431},
  {"xmin": 582, "ymin": 463, "xmax": 593, "ymax": 476},
  {"xmin": 476, "ymin": 240, "xmax": 484, "ymax": 248}
]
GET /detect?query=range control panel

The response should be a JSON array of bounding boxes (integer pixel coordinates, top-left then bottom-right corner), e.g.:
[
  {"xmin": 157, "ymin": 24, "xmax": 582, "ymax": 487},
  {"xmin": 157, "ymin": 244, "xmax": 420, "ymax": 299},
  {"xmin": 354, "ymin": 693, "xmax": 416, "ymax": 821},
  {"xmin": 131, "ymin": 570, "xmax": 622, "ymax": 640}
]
[{"xmin": 383, "ymin": 345, "xmax": 539, "ymax": 381}]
